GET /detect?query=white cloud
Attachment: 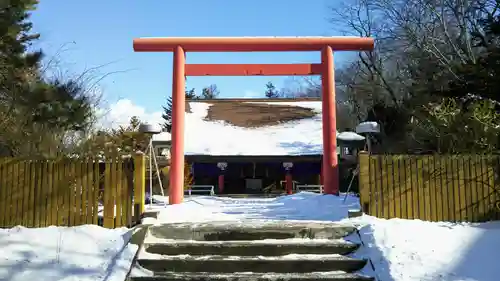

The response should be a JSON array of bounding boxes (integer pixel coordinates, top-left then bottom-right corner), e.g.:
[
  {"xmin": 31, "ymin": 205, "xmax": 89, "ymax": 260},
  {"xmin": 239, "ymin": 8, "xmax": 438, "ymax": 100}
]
[
  {"xmin": 96, "ymin": 90, "xmax": 265, "ymax": 131},
  {"xmin": 97, "ymin": 99, "xmax": 163, "ymax": 129}
]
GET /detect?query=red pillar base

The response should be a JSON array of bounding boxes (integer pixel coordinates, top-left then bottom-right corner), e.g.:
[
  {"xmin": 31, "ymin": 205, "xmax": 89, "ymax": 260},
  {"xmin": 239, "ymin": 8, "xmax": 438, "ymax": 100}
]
[
  {"xmin": 320, "ymin": 161, "xmax": 324, "ymax": 186},
  {"xmin": 218, "ymin": 174, "xmax": 225, "ymax": 194},
  {"xmin": 285, "ymin": 173, "xmax": 293, "ymax": 195}
]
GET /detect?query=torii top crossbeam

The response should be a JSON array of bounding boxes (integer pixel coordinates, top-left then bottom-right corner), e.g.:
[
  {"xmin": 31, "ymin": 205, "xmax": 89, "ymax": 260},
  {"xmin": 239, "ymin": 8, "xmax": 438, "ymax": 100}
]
[{"xmin": 133, "ymin": 36, "xmax": 374, "ymax": 52}]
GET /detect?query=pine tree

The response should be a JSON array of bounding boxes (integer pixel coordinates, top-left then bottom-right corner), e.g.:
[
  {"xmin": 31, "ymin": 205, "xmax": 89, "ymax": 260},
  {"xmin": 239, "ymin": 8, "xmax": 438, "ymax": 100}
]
[
  {"xmin": 200, "ymin": 84, "xmax": 219, "ymax": 99},
  {"xmin": 113, "ymin": 116, "xmax": 149, "ymax": 153},
  {"xmin": 265, "ymin": 82, "xmax": 280, "ymax": 98},
  {"xmin": 161, "ymin": 97, "xmax": 173, "ymax": 132},
  {"xmin": 129, "ymin": 116, "xmax": 141, "ymax": 129},
  {"xmin": 0, "ymin": 0, "xmax": 41, "ymax": 77},
  {"xmin": 0, "ymin": 1, "xmax": 96, "ymax": 157},
  {"xmin": 161, "ymin": 88, "xmax": 198, "ymax": 132},
  {"xmin": 185, "ymin": 88, "xmax": 197, "ymax": 99}
]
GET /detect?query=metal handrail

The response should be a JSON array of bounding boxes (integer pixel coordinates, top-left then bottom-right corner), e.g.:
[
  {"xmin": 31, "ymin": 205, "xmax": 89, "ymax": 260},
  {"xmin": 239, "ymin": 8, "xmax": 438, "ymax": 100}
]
[
  {"xmin": 280, "ymin": 180, "xmax": 299, "ymax": 191},
  {"xmin": 186, "ymin": 185, "xmax": 215, "ymax": 196},
  {"xmin": 296, "ymin": 184, "xmax": 324, "ymax": 194}
]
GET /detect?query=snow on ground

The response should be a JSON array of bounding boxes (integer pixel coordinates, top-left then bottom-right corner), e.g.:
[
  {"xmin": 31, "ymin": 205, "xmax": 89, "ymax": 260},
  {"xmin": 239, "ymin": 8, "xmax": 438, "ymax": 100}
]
[
  {"xmin": 348, "ymin": 216, "xmax": 500, "ymax": 281},
  {"xmin": 152, "ymin": 101, "xmax": 342, "ymax": 156},
  {"xmin": 147, "ymin": 192, "xmax": 360, "ymax": 223},
  {"xmin": 147, "ymin": 192, "xmax": 500, "ymax": 281},
  {"xmin": 3, "ymin": 192, "xmax": 499, "ymax": 281},
  {"xmin": 0, "ymin": 225, "xmax": 138, "ymax": 281}
]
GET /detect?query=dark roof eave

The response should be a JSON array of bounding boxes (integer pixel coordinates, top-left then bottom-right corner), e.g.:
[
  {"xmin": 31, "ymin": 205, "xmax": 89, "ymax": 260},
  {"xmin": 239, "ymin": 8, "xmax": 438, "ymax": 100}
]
[{"xmin": 185, "ymin": 154, "xmax": 322, "ymax": 163}]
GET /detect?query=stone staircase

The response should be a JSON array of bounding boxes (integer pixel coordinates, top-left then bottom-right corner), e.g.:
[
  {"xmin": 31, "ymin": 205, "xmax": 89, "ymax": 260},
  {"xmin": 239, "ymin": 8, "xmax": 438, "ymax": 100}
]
[{"xmin": 129, "ymin": 221, "xmax": 373, "ymax": 281}]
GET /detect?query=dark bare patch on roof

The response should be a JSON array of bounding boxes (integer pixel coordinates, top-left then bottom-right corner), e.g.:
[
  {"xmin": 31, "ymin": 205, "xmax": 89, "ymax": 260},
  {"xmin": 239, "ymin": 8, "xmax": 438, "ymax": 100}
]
[{"xmin": 186, "ymin": 98, "xmax": 320, "ymax": 128}]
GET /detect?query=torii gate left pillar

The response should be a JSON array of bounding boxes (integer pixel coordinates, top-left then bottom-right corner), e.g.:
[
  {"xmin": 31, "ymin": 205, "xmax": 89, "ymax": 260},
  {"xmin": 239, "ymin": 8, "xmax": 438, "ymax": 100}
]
[{"xmin": 133, "ymin": 37, "xmax": 374, "ymax": 204}]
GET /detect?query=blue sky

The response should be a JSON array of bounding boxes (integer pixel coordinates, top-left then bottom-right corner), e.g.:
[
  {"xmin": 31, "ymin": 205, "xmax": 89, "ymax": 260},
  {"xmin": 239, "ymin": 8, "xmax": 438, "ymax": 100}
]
[{"xmin": 30, "ymin": 0, "xmax": 354, "ymax": 115}]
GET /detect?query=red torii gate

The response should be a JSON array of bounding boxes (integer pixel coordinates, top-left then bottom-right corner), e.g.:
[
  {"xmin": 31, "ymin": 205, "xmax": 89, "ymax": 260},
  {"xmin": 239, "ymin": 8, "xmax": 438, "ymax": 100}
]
[{"xmin": 133, "ymin": 36, "xmax": 374, "ymax": 205}]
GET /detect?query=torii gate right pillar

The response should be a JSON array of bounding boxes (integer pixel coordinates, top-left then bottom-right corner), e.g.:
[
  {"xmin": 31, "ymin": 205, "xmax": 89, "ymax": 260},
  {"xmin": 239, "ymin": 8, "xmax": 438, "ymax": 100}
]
[{"xmin": 321, "ymin": 45, "xmax": 338, "ymax": 195}]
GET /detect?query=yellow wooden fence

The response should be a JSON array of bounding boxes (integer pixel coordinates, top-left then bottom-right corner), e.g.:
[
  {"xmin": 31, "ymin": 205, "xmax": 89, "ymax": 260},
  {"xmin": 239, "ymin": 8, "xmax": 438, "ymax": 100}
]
[
  {"xmin": 0, "ymin": 153, "xmax": 146, "ymax": 228},
  {"xmin": 359, "ymin": 153, "xmax": 500, "ymax": 222}
]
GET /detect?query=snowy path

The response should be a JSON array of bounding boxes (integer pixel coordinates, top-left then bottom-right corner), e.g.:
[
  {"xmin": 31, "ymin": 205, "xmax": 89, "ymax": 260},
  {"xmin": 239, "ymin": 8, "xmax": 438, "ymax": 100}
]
[
  {"xmin": 147, "ymin": 192, "xmax": 361, "ymax": 224},
  {"xmin": 147, "ymin": 193, "xmax": 500, "ymax": 281}
]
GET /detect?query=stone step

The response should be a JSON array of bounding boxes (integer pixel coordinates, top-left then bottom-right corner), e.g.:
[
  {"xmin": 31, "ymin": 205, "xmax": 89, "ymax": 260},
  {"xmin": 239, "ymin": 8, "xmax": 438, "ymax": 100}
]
[
  {"xmin": 137, "ymin": 256, "xmax": 367, "ymax": 273},
  {"xmin": 130, "ymin": 272, "xmax": 374, "ymax": 281},
  {"xmin": 144, "ymin": 239, "xmax": 360, "ymax": 256},
  {"xmin": 149, "ymin": 221, "xmax": 356, "ymax": 241}
]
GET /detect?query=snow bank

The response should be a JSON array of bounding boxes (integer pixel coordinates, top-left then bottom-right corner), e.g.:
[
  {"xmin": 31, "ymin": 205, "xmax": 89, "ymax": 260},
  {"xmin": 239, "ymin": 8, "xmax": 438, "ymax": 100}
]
[
  {"xmin": 348, "ymin": 216, "xmax": 500, "ymax": 281},
  {"xmin": 0, "ymin": 225, "xmax": 138, "ymax": 281}
]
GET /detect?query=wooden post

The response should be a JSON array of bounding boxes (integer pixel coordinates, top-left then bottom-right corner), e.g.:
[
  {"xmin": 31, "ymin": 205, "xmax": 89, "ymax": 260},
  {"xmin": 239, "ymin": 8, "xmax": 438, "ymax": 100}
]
[
  {"xmin": 358, "ymin": 151, "xmax": 370, "ymax": 213},
  {"xmin": 103, "ymin": 161, "xmax": 114, "ymax": 228},
  {"xmin": 134, "ymin": 152, "xmax": 146, "ymax": 223}
]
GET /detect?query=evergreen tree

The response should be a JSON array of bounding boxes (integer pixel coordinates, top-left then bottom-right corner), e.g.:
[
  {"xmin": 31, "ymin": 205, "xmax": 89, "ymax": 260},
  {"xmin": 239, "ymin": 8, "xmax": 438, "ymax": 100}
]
[
  {"xmin": 161, "ymin": 96, "xmax": 173, "ymax": 132},
  {"xmin": 161, "ymin": 88, "xmax": 198, "ymax": 132},
  {"xmin": 0, "ymin": 1, "xmax": 91, "ymax": 130},
  {"xmin": 114, "ymin": 116, "xmax": 149, "ymax": 153},
  {"xmin": 0, "ymin": 0, "xmax": 41, "ymax": 80},
  {"xmin": 129, "ymin": 116, "xmax": 141, "ymax": 130},
  {"xmin": 185, "ymin": 88, "xmax": 197, "ymax": 99},
  {"xmin": 265, "ymin": 82, "xmax": 280, "ymax": 98},
  {"xmin": 443, "ymin": 14, "xmax": 500, "ymax": 104},
  {"xmin": 200, "ymin": 84, "xmax": 219, "ymax": 99},
  {"xmin": 0, "ymin": 1, "xmax": 95, "ymax": 157}
]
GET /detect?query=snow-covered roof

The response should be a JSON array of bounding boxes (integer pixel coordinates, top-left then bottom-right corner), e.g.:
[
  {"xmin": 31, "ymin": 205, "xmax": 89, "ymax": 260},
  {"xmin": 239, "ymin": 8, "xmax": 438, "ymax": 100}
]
[
  {"xmin": 152, "ymin": 132, "xmax": 171, "ymax": 142},
  {"xmin": 182, "ymin": 99, "xmax": 335, "ymax": 156},
  {"xmin": 356, "ymin": 121, "xmax": 380, "ymax": 134},
  {"xmin": 337, "ymin": 131, "xmax": 365, "ymax": 141}
]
